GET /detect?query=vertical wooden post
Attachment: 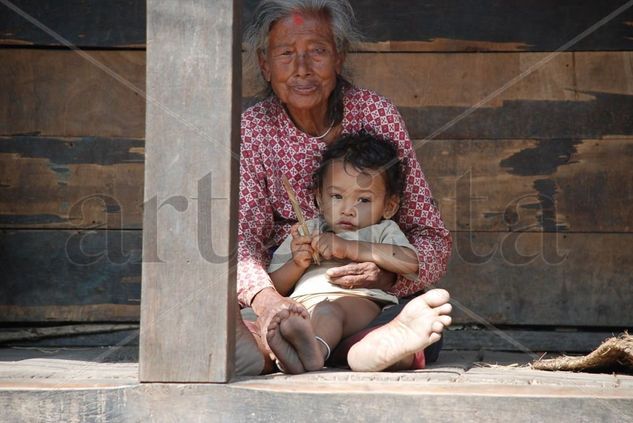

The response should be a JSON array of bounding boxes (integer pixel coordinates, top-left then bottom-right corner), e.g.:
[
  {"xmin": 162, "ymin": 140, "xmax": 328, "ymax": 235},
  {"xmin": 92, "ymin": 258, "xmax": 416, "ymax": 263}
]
[{"xmin": 140, "ymin": 0, "xmax": 240, "ymax": 382}]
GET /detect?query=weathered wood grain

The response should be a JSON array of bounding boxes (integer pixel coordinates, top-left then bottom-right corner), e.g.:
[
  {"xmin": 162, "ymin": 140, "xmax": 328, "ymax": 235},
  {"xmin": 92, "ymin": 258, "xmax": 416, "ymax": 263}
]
[
  {"xmin": 440, "ymin": 232, "xmax": 633, "ymax": 327},
  {"xmin": 4, "ymin": 0, "xmax": 633, "ymax": 52},
  {"xmin": 0, "ymin": 229, "xmax": 141, "ymax": 322},
  {"xmin": 0, "ymin": 136, "xmax": 144, "ymax": 229},
  {"xmin": 0, "ymin": 49, "xmax": 145, "ymax": 138},
  {"xmin": 0, "ymin": 305, "xmax": 139, "ymax": 323},
  {"xmin": 1, "ymin": 379, "xmax": 632, "ymax": 422},
  {"xmin": 417, "ymin": 138, "xmax": 633, "ymax": 233},
  {"xmin": 2, "ymin": 329, "xmax": 140, "ymax": 348},
  {"xmin": 3, "ymin": 230, "xmax": 630, "ymax": 328},
  {"xmin": 0, "ymin": 0, "xmax": 145, "ymax": 48},
  {"xmin": 444, "ymin": 328, "xmax": 620, "ymax": 353},
  {"xmin": 243, "ymin": 52, "xmax": 576, "ymax": 105},
  {"xmin": 4, "ymin": 50, "xmax": 632, "ymax": 139},
  {"xmin": 244, "ymin": 0, "xmax": 633, "ymax": 52},
  {"xmin": 0, "ymin": 324, "xmax": 138, "ymax": 343},
  {"xmin": 246, "ymin": 52, "xmax": 633, "ymax": 139},
  {"xmin": 140, "ymin": 0, "xmax": 240, "ymax": 382},
  {"xmin": 2, "ymin": 135, "xmax": 629, "ymax": 233}
]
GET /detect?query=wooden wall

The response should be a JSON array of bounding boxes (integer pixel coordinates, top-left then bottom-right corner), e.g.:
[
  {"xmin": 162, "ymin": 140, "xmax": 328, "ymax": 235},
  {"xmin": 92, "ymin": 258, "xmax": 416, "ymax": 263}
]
[
  {"xmin": 1, "ymin": 0, "xmax": 632, "ymax": 328},
  {"xmin": 0, "ymin": 0, "xmax": 145, "ymax": 322}
]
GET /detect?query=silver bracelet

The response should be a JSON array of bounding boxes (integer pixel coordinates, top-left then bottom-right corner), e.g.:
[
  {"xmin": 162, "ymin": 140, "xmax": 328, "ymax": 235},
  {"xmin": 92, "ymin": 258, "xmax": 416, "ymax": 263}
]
[{"xmin": 315, "ymin": 336, "xmax": 331, "ymax": 361}]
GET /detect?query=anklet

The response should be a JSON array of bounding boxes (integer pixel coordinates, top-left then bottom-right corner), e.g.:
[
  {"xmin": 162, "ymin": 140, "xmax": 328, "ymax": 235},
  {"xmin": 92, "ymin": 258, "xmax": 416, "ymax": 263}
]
[
  {"xmin": 274, "ymin": 358, "xmax": 288, "ymax": 373},
  {"xmin": 315, "ymin": 336, "xmax": 331, "ymax": 361}
]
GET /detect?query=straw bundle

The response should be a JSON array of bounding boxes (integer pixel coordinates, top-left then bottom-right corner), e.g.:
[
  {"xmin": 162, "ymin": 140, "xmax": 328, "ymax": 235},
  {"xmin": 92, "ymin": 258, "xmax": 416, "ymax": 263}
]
[{"xmin": 532, "ymin": 332, "xmax": 633, "ymax": 373}]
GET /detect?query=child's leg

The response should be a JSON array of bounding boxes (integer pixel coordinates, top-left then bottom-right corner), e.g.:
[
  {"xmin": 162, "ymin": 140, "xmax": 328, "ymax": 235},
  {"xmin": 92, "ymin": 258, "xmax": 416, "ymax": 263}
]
[{"xmin": 310, "ymin": 296, "xmax": 381, "ymax": 361}]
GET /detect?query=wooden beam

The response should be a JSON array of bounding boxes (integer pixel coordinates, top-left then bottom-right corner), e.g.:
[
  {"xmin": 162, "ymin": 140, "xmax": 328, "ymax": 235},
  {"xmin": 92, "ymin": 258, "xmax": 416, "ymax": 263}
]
[
  {"xmin": 0, "ymin": 229, "xmax": 141, "ymax": 323},
  {"xmin": 440, "ymin": 232, "xmax": 633, "ymax": 327},
  {"xmin": 417, "ymin": 138, "xmax": 633, "ymax": 233},
  {"xmin": 139, "ymin": 0, "xmax": 240, "ymax": 382},
  {"xmin": 248, "ymin": 52, "xmax": 633, "ymax": 140},
  {"xmin": 0, "ymin": 136, "xmax": 144, "ymax": 229},
  {"xmin": 0, "ymin": 0, "xmax": 145, "ymax": 48},
  {"xmin": 443, "ymin": 328, "xmax": 620, "ymax": 353},
  {"xmin": 0, "ymin": 49, "xmax": 145, "ymax": 138},
  {"xmin": 4, "ymin": 50, "xmax": 632, "ymax": 140},
  {"xmin": 7, "ymin": 0, "xmax": 632, "ymax": 52},
  {"xmin": 0, "ymin": 380, "xmax": 632, "ymax": 422}
]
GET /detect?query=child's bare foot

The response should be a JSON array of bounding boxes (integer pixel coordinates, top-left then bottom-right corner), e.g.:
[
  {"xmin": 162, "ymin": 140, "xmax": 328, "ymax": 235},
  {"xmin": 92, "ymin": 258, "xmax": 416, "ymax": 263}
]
[
  {"xmin": 279, "ymin": 314, "xmax": 325, "ymax": 371},
  {"xmin": 347, "ymin": 289, "xmax": 452, "ymax": 372},
  {"xmin": 266, "ymin": 308, "xmax": 306, "ymax": 374}
]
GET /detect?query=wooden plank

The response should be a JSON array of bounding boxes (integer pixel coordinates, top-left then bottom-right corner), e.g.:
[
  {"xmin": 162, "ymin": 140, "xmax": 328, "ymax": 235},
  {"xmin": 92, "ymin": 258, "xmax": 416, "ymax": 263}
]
[
  {"xmin": 1, "ymin": 381, "xmax": 632, "ymax": 422},
  {"xmin": 140, "ymin": 0, "xmax": 240, "ymax": 382},
  {"xmin": 4, "ymin": 50, "xmax": 632, "ymax": 140},
  {"xmin": 0, "ymin": 136, "xmax": 144, "ymax": 229},
  {"xmin": 0, "ymin": 229, "xmax": 141, "ymax": 322},
  {"xmin": 246, "ymin": 52, "xmax": 633, "ymax": 139},
  {"xmin": 5, "ymin": 0, "xmax": 633, "ymax": 52},
  {"xmin": 417, "ymin": 138, "xmax": 633, "ymax": 233},
  {"xmin": 243, "ymin": 52, "xmax": 575, "ymax": 105},
  {"xmin": 0, "ymin": 0, "xmax": 145, "ymax": 48},
  {"xmin": 444, "ymin": 328, "xmax": 620, "ymax": 353},
  {"xmin": 243, "ymin": 0, "xmax": 633, "ymax": 52},
  {"xmin": 4, "ymin": 231, "xmax": 630, "ymax": 329},
  {"xmin": 439, "ymin": 232, "xmax": 633, "ymax": 327},
  {"xmin": 1, "ymin": 329, "xmax": 140, "ymax": 348},
  {"xmin": 0, "ymin": 324, "xmax": 138, "ymax": 343},
  {"xmin": 0, "ymin": 49, "xmax": 145, "ymax": 138}
]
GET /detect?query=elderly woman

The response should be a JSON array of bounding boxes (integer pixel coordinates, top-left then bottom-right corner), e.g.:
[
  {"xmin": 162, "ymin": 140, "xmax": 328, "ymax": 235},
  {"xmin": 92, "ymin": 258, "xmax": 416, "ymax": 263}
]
[{"xmin": 236, "ymin": 0, "xmax": 452, "ymax": 375}]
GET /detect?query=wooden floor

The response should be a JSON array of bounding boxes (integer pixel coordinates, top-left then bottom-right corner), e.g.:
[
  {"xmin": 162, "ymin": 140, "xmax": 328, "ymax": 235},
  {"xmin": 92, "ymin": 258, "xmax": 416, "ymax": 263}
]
[{"xmin": 1, "ymin": 347, "xmax": 632, "ymax": 422}]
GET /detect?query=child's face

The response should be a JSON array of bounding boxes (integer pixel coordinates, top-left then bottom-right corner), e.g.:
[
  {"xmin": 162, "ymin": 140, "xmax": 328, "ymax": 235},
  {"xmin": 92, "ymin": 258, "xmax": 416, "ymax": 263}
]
[{"xmin": 316, "ymin": 160, "xmax": 399, "ymax": 233}]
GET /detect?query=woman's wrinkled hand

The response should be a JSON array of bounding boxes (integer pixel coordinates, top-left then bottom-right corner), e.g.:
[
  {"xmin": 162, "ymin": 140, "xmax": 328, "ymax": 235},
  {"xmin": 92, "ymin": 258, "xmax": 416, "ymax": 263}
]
[{"xmin": 326, "ymin": 261, "xmax": 396, "ymax": 290}]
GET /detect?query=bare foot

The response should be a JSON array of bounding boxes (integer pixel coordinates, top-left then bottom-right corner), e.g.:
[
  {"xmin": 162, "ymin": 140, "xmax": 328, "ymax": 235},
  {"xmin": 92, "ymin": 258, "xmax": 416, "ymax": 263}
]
[
  {"xmin": 279, "ymin": 314, "xmax": 325, "ymax": 371},
  {"xmin": 266, "ymin": 309, "xmax": 306, "ymax": 374},
  {"xmin": 347, "ymin": 289, "xmax": 452, "ymax": 372}
]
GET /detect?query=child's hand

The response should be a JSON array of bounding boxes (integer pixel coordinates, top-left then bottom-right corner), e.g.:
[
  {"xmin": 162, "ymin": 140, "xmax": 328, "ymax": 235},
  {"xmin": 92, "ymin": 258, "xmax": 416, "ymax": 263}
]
[
  {"xmin": 290, "ymin": 223, "xmax": 315, "ymax": 269},
  {"xmin": 311, "ymin": 232, "xmax": 350, "ymax": 260}
]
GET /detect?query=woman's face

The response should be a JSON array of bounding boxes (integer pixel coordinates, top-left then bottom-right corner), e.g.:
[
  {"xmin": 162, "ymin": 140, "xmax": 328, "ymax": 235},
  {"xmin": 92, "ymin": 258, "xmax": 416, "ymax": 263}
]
[{"xmin": 259, "ymin": 12, "xmax": 343, "ymax": 118}]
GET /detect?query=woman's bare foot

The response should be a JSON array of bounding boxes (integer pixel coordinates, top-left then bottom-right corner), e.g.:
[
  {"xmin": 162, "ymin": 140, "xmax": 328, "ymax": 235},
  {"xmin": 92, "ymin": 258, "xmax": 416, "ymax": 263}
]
[
  {"xmin": 266, "ymin": 308, "xmax": 306, "ymax": 374},
  {"xmin": 347, "ymin": 289, "xmax": 452, "ymax": 372}
]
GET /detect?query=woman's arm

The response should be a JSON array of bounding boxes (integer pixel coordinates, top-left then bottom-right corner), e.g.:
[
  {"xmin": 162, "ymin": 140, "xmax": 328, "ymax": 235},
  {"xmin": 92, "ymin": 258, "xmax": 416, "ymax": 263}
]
[
  {"xmin": 237, "ymin": 115, "xmax": 277, "ymax": 307},
  {"xmin": 348, "ymin": 242, "xmax": 419, "ymax": 276}
]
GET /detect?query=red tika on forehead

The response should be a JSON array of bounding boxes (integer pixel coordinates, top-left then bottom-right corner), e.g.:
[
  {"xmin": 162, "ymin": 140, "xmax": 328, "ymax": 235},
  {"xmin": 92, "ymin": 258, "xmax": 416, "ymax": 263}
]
[{"xmin": 292, "ymin": 12, "xmax": 304, "ymax": 25}]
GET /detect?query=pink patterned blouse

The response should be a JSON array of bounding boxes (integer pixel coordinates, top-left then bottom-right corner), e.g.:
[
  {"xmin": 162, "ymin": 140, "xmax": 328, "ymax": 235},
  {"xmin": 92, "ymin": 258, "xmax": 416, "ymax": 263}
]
[{"xmin": 238, "ymin": 85, "xmax": 451, "ymax": 307}]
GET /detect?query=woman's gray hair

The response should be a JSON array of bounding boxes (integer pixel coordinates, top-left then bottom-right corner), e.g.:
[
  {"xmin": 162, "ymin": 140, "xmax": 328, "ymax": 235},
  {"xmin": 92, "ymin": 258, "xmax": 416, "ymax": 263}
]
[{"xmin": 244, "ymin": 0, "xmax": 362, "ymax": 95}]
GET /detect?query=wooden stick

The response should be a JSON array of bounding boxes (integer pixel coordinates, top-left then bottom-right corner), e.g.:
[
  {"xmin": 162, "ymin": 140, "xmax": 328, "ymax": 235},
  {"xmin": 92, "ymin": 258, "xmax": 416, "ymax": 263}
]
[{"xmin": 281, "ymin": 175, "xmax": 320, "ymax": 265}]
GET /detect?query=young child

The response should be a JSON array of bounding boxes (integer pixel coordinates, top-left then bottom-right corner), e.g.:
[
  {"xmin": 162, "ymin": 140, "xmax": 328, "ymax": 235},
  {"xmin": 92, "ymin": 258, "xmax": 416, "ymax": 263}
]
[{"xmin": 267, "ymin": 133, "xmax": 426, "ymax": 373}]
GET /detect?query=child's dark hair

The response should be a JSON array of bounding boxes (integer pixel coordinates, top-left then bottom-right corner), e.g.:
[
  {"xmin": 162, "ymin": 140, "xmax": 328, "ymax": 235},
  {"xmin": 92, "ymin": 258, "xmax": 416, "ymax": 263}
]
[{"xmin": 313, "ymin": 132, "xmax": 404, "ymax": 198}]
